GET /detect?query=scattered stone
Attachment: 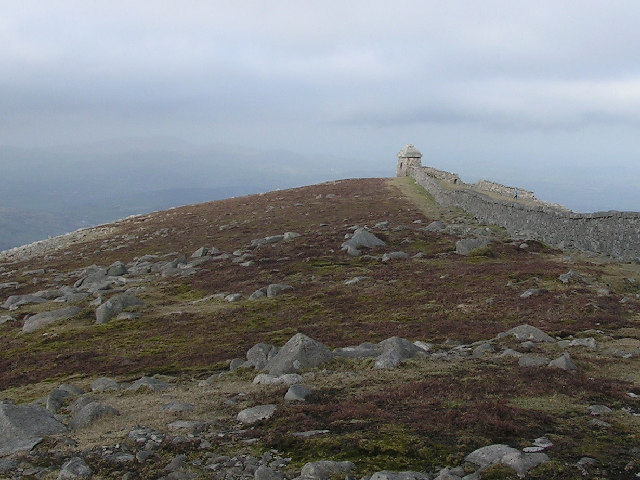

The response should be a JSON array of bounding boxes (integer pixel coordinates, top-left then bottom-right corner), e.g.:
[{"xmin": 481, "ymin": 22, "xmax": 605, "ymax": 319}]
[
  {"xmin": 95, "ymin": 293, "xmax": 144, "ymax": 324},
  {"xmin": 266, "ymin": 333, "xmax": 333, "ymax": 376},
  {"xmin": 167, "ymin": 420, "xmax": 206, "ymax": 434},
  {"xmin": 247, "ymin": 343, "xmax": 280, "ymax": 370},
  {"xmin": 127, "ymin": 376, "xmax": 170, "ymax": 393},
  {"xmin": 590, "ymin": 418, "xmax": 612, "ymax": 428},
  {"xmin": 465, "ymin": 444, "xmax": 550, "ymax": 476},
  {"xmin": 498, "ymin": 324, "xmax": 556, "ymax": 343},
  {"xmin": 292, "ymin": 430, "xmax": 331, "ymax": 438},
  {"xmin": 523, "ymin": 437, "xmax": 553, "ymax": 453},
  {"xmin": 70, "ymin": 402, "xmax": 118, "ymax": 430},
  {"xmin": 283, "ymin": 232, "xmax": 301, "ymax": 241},
  {"xmin": 253, "ymin": 373, "xmax": 304, "ymax": 386},
  {"xmin": 249, "ymin": 288, "xmax": 268, "ymax": 300},
  {"xmin": 2, "ymin": 294, "xmax": 47, "ymax": 310},
  {"xmin": 225, "ymin": 293, "xmax": 243, "ymax": 302},
  {"xmin": 91, "ymin": 377, "xmax": 120, "ymax": 393},
  {"xmin": 520, "ymin": 288, "xmax": 543, "ymax": 299},
  {"xmin": 341, "ymin": 228, "xmax": 386, "ymax": 256},
  {"xmin": 237, "ymin": 405, "xmax": 277, "ymax": 425},
  {"xmin": 472, "ymin": 343, "xmax": 494, "ymax": 358},
  {"xmin": 425, "ymin": 220, "xmax": 445, "ymax": 232},
  {"xmin": 558, "ymin": 337, "xmax": 597, "ymax": 350},
  {"xmin": 588, "ymin": 405, "xmax": 612, "ymax": 415},
  {"xmin": 558, "ymin": 270, "xmax": 585, "ymax": 284},
  {"xmin": 455, "ymin": 238, "xmax": 489, "ymax": 256},
  {"xmin": 382, "ymin": 251, "xmax": 410, "ymax": 262},
  {"xmin": 0, "ymin": 401, "xmax": 67, "ymax": 456},
  {"xmin": 548, "ymin": 353, "xmax": 577, "ymax": 371},
  {"xmin": 344, "ymin": 276, "xmax": 370, "ymax": 285},
  {"xmin": 267, "ymin": 284, "xmax": 293, "ymax": 297},
  {"xmin": 370, "ymin": 472, "xmax": 430, "ymax": 480},
  {"xmin": 255, "ymin": 464, "xmax": 285, "ymax": 480},
  {"xmin": 300, "ymin": 460, "xmax": 355, "ymax": 480},
  {"xmin": 285, "ymin": 384, "xmax": 311, "ymax": 402},
  {"xmin": 518, "ymin": 355, "xmax": 551, "ymax": 368},
  {"xmin": 106, "ymin": 261, "xmax": 128, "ymax": 276},
  {"xmin": 22, "ymin": 306, "xmax": 81, "ymax": 333},
  {"xmin": 191, "ymin": 247, "xmax": 209, "ymax": 258},
  {"xmin": 57, "ymin": 456, "xmax": 92, "ymax": 479}
]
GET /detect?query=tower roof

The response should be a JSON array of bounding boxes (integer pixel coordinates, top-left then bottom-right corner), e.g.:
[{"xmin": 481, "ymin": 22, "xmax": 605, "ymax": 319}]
[{"xmin": 397, "ymin": 144, "xmax": 422, "ymax": 159}]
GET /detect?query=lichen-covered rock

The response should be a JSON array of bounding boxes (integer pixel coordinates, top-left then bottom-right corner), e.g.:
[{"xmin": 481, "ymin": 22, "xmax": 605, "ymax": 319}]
[
  {"xmin": 22, "ymin": 306, "xmax": 81, "ymax": 333},
  {"xmin": 0, "ymin": 402, "xmax": 67, "ymax": 456},
  {"xmin": 237, "ymin": 405, "xmax": 277, "ymax": 425},
  {"xmin": 266, "ymin": 333, "xmax": 333, "ymax": 376}
]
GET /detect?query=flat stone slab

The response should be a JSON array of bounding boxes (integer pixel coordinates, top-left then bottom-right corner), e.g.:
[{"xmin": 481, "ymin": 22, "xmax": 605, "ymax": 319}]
[
  {"xmin": 237, "ymin": 404, "xmax": 277, "ymax": 424},
  {"xmin": 0, "ymin": 402, "xmax": 67, "ymax": 456}
]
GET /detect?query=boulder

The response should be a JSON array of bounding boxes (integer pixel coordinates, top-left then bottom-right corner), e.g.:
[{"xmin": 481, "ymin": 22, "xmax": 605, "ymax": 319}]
[
  {"xmin": 237, "ymin": 405, "xmax": 277, "ymax": 425},
  {"xmin": 91, "ymin": 377, "xmax": 120, "ymax": 393},
  {"xmin": 341, "ymin": 228, "xmax": 386, "ymax": 256},
  {"xmin": 370, "ymin": 472, "xmax": 430, "ymax": 480},
  {"xmin": 70, "ymin": 402, "xmax": 119, "ymax": 430},
  {"xmin": 267, "ymin": 284, "xmax": 293, "ymax": 298},
  {"xmin": 127, "ymin": 376, "xmax": 170, "ymax": 393},
  {"xmin": 0, "ymin": 315, "xmax": 15, "ymax": 325},
  {"xmin": 284, "ymin": 385, "xmax": 312, "ymax": 402},
  {"xmin": 374, "ymin": 336, "xmax": 424, "ymax": 369},
  {"xmin": 518, "ymin": 355, "xmax": 551, "ymax": 368},
  {"xmin": 22, "ymin": 306, "xmax": 81, "ymax": 333},
  {"xmin": 455, "ymin": 238, "xmax": 489, "ymax": 255},
  {"xmin": 249, "ymin": 288, "xmax": 268, "ymax": 300},
  {"xmin": 191, "ymin": 247, "xmax": 209, "ymax": 258},
  {"xmin": 425, "ymin": 220, "xmax": 446, "ymax": 232},
  {"xmin": 46, "ymin": 388, "xmax": 72, "ymax": 414},
  {"xmin": 2, "ymin": 294, "xmax": 47, "ymax": 310},
  {"xmin": 465, "ymin": 444, "xmax": 550, "ymax": 476},
  {"xmin": 106, "ymin": 261, "xmax": 128, "ymax": 276},
  {"xmin": 0, "ymin": 402, "xmax": 67, "ymax": 456},
  {"xmin": 57, "ymin": 456, "xmax": 92, "ymax": 479},
  {"xmin": 300, "ymin": 460, "xmax": 355, "ymax": 480},
  {"xmin": 266, "ymin": 333, "xmax": 333, "ymax": 375},
  {"xmin": 95, "ymin": 294, "xmax": 144, "ymax": 324},
  {"xmin": 246, "ymin": 343, "xmax": 280, "ymax": 370},
  {"xmin": 548, "ymin": 353, "xmax": 577, "ymax": 371},
  {"xmin": 498, "ymin": 324, "xmax": 555, "ymax": 343},
  {"xmin": 255, "ymin": 465, "xmax": 285, "ymax": 480}
]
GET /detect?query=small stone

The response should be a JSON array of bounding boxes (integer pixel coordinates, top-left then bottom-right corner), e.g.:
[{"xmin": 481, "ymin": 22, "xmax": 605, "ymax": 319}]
[
  {"xmin": 588, "ymin": 405, "xmax": 612, "ymax": 415},
  {"xmin": 237, "ymin": 405, "xmax": 277, "ymax": 425},
  {"xmin": 225, "ymin": 293, "xmax": 243, "ymax": 302},
  {"xmin": 548, "ymin": 353, "xmax": 577, "ymax": 371},
  {"xmin": 91, "ymin": 377, "xmax": 120, "ymax": 393},
  {"xmin": 284, "ymin": 385, "xmax": 311, "ymax": 402},
  {"xmin": 57, "ymin": 456, "xmax": 92, "ymax": 479}
]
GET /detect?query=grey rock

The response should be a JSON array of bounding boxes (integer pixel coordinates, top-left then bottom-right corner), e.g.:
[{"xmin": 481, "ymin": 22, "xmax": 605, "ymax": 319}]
[
  {"xmin": 255, "ymin": 465, "xmax": 285, "ymax": 480},
  {"xmin": 498, "ymin": 324, "xmax": 556, "ymax": 343},
  {"xmin": 59, "ymin": 384, "xmax": 84, "ymax": 396},
  {"xmin": 91, "ymin": 377, "xmax": 120, "ymax": 393},
  {"xmin": 0, "ymin": 457, "xmax": 18, "ymax": 473},
  {"xmin": 237, "ymin": 405, "xmax": 277, "ymax": 425},
  {"xmin": 22, "ymin": 306, "xmax": 81, "ymax": 333},
  {"xmin": 247, "ymin": 343, "xmax": 280, "ymax": 370},
  {"xmin": 341, "ymin": 228, "xmax": 386, "ymax": 256},
  {"xmin": 374, "ymin": 349, "xmax": 403, "ymax": 369},
  {"xmin": 267, "ymin": 284, "xmax": 293, "ymax": 297},
  {"xmin": 382, "ymin": 251, "xmax": 410, "ymax": 262},
  {"xmin": 225, "ymin": 293, "xmax": 243, "ymax": 302},
  {"xmin": 165, "ymin": 454, "xmax": 188, "ymax": 472},
  {"xmin": 46, "ymin": 388, "xmax": 72, "ymax": 413},
  {"xmin": 433, "ymin": 468, "xmax": 461, "ymax": 480},
  {"xmin": 127, "ymin": 376, "xmax": 170, "ymax": 393},
  {"xmin": 0, "ymin": 402, "xmax": 67, "ymax": 456},
  {"xmin": 374, "ymin": 336, "xmax": 424, "ymax": 368},
  {"xmin": 333, "ymin": 342, "xmax": 381, "ymax": 358},
  {"xmin": 57, "ymin": 456, "xmax": 92, "ymax": 479},
  {"xmin": 67, "ymin": 395, "xmax": 99, "ymax": 415},
  {"xmin": 465, "ymin": 444, "xmax": 550, "ymax": 476},
  {"xmin": 283, "ymin": 232, "xmax": 301, "ymax": 241},
  {"xmin": 2, "ymin": 294, "xmax": 47, "ymax": 310},
  {"xmin": 425, "ymin": 220, "xmax": 446, "ymax": 232},
  {"xmin": 70, "ymin": 402, "xmax": 118, "ymax": 430},
  {"xmin": 253, "ymin": 373, "xmax": 304, "ymax": 386},
  {"xmin": 230, "ymin": 358, "xmax": 246, "ymax": 370},
  {"xmin": 167, "ymin": 420, "xmax": 206, "ymax": 434},
  {"xmin": 95, "ymin": 294, "xmax": 144, "ymax": 324},
  {"xmin": 285, "ymin": 385, "xmax": 312, "ymax": 402},
  {"xmin": 558, "ymin": 270, "xmax": 585, "ymax": 284},
  {"xmin": 588, "ymin": 404, "xmax": 612, "ymax": 415},
  {"xmin": 558, "ymin": 337, "xmax": 597, "ymax": 350},
  {"xmin": 0, "ymin": 315, "xmax": 15, "ymax": 325},
  {"xmin": 472, "ymin": 343, "xmax": 494, "ymax": 358},
  {"xmin": 249, "ymin": 288, "xmax": 268, "ymax": 301},
  {"xmin": 191, "ymin": 247, "xmax": 209, "ymax": 258},
  {"xmin": 300, "ymin": 460, "xmax": 355, "ymax": 480},
  {"xmin": 548, "ymin": 353, "xmax": 577, "ymax": 371},
  {"xmin": 590, "ymin": 418, "xmax": 611, "ymax": 427},
  {"xmin": 455, "ymin": 238, "xmax": 489, "ymax": 255},
  {"xmin": 106, "ymin": 261, "xmax": 128, "ymax": 276},
  {"xmin": 370, "ymin": 472, "xmax": 430, "ymax": 480},
  {"xmin": 266, "ymin": 333, "xmax": 333, "ymax": 375},
  {"xmin": 518, "ymin": 355, "xmax": 551, "ymax": 367},
  {"xmin": 344, "ymin": 276, "xmax": 370, "ymax": 285},
  {"xmin": 520, "ymin": 288, "xmax": 543, "ymax": 299}
]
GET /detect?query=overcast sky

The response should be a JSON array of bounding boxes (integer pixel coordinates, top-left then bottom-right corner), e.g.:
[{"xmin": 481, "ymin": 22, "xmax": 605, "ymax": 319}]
[{"xmin": 2, "ymin": 1, "xmax": 639, "ymax": 211}]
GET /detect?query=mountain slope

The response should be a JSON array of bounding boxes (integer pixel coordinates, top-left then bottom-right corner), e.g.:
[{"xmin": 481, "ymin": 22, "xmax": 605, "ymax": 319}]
[{"xmin": 0, "ymin": 177, "xmax": 639, "ymax": 479}]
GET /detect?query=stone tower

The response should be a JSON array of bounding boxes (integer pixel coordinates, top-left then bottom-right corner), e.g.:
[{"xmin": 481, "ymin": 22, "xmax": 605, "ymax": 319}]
[{"xmin": 396, "ymin": 144, "xmax": 422, "ymax": 176}]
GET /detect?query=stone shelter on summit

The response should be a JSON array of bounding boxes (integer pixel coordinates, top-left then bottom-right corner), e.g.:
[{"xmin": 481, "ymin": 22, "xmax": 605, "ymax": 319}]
[{"xmin": 396, "ymin": 144, "xmax": 422, "ymax": 177}]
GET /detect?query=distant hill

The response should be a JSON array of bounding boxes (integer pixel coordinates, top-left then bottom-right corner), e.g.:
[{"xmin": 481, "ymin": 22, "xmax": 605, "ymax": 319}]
[{"xmin": 0, "ymin": 137, "xmax": 378, "ymax": 250}]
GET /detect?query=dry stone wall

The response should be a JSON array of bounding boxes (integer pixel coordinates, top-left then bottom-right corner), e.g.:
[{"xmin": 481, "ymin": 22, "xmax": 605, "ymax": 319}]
[{"xmin": 409, "ymin": 166, "xmax": 640, "ymax": 262}]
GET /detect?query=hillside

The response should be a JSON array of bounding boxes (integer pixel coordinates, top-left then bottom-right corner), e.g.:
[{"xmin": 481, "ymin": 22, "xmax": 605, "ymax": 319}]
[{"xmin": 1, "ymin": 177, "xmax": 639, "ymax": 479}]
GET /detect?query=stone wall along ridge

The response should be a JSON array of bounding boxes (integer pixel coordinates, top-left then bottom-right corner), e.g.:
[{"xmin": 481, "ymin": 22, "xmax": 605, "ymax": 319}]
[{"xmin": 408, "ymin": 165, "xmax": 640, "ymax": 262}]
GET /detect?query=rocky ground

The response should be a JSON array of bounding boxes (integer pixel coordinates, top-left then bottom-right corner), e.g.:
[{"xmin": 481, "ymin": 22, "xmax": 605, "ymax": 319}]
[{"xmin": 1, "ymin": 177, "xmax": 639, "ymax": 480}]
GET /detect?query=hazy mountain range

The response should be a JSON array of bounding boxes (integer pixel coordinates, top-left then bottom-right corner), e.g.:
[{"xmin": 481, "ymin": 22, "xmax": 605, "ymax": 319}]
[{"xmin": 0, "ymin": 137, "xmax": 384, "ymax": 251}]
